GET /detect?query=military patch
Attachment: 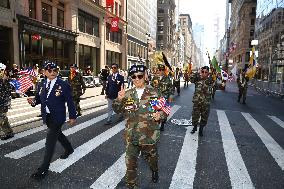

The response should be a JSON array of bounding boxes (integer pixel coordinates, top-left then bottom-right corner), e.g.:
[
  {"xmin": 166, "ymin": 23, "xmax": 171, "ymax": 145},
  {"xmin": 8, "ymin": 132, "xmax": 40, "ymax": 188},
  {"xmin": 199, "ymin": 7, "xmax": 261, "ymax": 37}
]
[{"xmin": 125, "ymin": 97, "xmax": 136, "ymax": 110}]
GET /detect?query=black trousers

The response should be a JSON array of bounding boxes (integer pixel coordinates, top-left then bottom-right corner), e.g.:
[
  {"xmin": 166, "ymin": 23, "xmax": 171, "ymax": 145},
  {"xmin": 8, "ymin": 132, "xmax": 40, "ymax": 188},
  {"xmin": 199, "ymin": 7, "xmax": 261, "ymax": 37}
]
[
  {"xmin": 40, "ymin": 114, "xmax": 73, "ymax": 171},
  {"xmin": 173, "ymin": 80, "xmax": 180, "ymax": 94}
]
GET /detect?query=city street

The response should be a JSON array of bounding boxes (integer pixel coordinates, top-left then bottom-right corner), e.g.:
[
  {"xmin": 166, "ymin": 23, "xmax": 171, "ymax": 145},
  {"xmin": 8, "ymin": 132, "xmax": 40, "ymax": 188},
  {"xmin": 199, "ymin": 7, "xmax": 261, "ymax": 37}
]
[{"xmin": 0, "ymin": 82, "xmax": 283, "ymax": 189}]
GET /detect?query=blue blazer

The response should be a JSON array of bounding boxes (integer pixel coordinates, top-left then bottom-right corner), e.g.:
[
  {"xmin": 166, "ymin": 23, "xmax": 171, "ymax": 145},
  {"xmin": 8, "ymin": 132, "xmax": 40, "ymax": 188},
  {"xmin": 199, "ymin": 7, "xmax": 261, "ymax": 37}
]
[
  {"xmin": 34, "ymin": 78, "xmax": 76, "ymax": 125},
  {"xmin": 105, "ymin": 73, "xmax": 124, "ymax": 99}
]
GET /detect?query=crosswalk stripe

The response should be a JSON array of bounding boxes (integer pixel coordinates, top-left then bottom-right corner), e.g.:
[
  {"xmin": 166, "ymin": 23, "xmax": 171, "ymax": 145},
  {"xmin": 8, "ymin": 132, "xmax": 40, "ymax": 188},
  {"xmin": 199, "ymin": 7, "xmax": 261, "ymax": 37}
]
[
  {"xmin": 242, "ymin": 113, "xmax": 284, "ymax": 171},
  {"xmin": 169, "ymin": 127, "xmax": 198, "ymax": 189},
  {"xmin": 8, "ymin": 100, "xmax": 105, "ymax": 119},
  {"xmin": 89, "ymin": 105, "xmax": 181, "ymax": 189},
  {"xmin": 90, "ymin": 154, "xmax": 126, "ymax": 189},
  {"xmin": 49, "ymin": 121, "xmax": 125, "ymax": 173},
  {"xmin": 0, "ymin": 126, "xmax": 47, "ymax": 146},
  {"xmin": 217, "ymin": 110, "xmax": 254, "ymax": 189},
  {"xmin": 267, "ymin": 115, "xmax": 284, "ymax": 129},
  {"xmin": 5, "ymin": 110, "xmax": 109, "ymax": 159}
]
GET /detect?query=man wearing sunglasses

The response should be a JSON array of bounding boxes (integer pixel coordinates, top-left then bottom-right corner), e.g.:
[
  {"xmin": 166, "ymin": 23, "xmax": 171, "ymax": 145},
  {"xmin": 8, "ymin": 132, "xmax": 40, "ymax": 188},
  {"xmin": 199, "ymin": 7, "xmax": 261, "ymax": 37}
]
[
  {"xmin": 150, "ymin": 63, "xmax": 174, "ymax": 131},
  {"xmin": 0, "ymin": 63, "xmax": 14, "ymax": 140},
  {"xmin": 190, "ymin": 66, "xmax": 213, "ymax": 137},
  {"xmin": 113, "ymin": 64, "xmax": 166, "ymax": 188},
  {"xmin": 27, "ymin": 61, "xmax": 76, "ymax": 180},
  {"xmin": 105, "ymin": 63, "xmax": 124, "ymax": 125}
]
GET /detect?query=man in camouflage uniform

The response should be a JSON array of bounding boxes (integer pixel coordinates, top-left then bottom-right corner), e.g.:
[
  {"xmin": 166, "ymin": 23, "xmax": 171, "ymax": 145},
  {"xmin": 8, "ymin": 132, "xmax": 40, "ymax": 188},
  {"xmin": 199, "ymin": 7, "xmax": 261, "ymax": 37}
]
[
  {"xmin": 68, "ymin": 64, "xmax": 86, "ymax": 116},
  {"xmin": 113, "ymin": 64, "xmax": 167, "ymax": 189},
  {"xmin": 0, "ymin": 63, "xmax": 14, "ymax": 140},
  {"xmin": 190, "ymin": 66, "xmax": 213, "ymax": 137},
  {"xmin": 237, "ymin": 69, "xmax": 249, "ymax": 104},
  {"xmin": 151, "ymin": 63, "xmax": 174, "ymax": 131}
]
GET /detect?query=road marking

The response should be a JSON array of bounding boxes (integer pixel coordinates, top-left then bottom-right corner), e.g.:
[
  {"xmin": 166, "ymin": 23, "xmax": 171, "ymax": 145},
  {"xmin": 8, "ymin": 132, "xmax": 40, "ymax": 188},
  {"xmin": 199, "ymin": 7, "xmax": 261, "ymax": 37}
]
[
  {"xmin": 89, "ymin": 105, "xmax": 180, "ymax": 189},
  {"xmin": 243, "ymin": 113, "xmax": 284, "ymax": 171},
  {"xmin": 268, "ymin": 115, "xmax": 284, "ymax": 129},
  {"xmin": 5, "ymin": 111, "xmax": 109, "ymax": 159},
  {"xmin": 8, "ymin": 100, "xmax": 105, "ymax": 119},
  {"xmin": 90, "ymin": 154, "xmax": 126, "ymax": 189},
  {"xmin": 0, "ymin": 126, "xmax": 47, "ymax": 146},
  {"xmin": 169, "ymin": 126, "xmax": 199, "ymax": 189},
  {"xmin": 217, "ymin": 110, "xmax": 254, "ymax": 189},
  {"xmin": 50, "ymin": 121, "xmax": 125, "ymax": 173}
]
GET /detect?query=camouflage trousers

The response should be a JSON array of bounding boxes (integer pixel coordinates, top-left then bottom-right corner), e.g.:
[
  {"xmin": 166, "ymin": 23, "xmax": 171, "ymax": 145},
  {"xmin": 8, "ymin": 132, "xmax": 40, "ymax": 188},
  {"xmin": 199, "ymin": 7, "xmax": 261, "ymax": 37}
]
[
  {"xmin": 125, "ymin": 143, "xmax": 158, "ymax": 187},
  {"xmin": 191, "ymin": 102, "xmax": 210, "ymax": 127},
  {"xmin": 72, "ymin": 96, "xmax": 81, "ymax": 114},
  {"xmin": 238, "ymin": 87, "xmax": 247, "ymax": 102},
  {"xmin": 0, "ymin": 111, "xmax": 13, "ymax": 135}
]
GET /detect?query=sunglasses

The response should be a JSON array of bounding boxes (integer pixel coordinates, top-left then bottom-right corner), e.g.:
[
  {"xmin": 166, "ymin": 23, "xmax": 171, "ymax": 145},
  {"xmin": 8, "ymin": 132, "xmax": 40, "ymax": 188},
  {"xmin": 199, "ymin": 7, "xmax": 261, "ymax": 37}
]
[
  {"xmin": 112, "ymin": 67, "xmax": 117, "ymax": 69},
  {"xmin": 47, "ymin": 69, "xmax": 58, "ymax": 73},
  {"xmin": 131, "ymin": 74, "xmax": 144, "ymax": 80},
  {"xmin": 201, "ymin": 71, "xmax": 208, "ymax": 74}
]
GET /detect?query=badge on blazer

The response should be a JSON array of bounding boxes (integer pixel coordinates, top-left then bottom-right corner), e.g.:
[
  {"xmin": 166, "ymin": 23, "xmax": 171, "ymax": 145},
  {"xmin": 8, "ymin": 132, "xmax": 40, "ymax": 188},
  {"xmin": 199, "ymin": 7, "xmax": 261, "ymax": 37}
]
[{"xmin": 55, "ymin": 85, "xmax": 62, "ymax": 96}]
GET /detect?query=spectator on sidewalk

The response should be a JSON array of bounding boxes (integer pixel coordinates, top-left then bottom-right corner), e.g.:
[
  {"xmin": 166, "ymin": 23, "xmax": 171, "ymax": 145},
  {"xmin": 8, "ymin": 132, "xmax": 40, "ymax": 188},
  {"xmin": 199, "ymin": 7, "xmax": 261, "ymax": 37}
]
[
  {"xmin": 105, "ymin": 63, "xmax": 124, "ymax": 125},
  {"xmin": 100, "ymin": 66, "xmax": 110, "ymax": 95}
]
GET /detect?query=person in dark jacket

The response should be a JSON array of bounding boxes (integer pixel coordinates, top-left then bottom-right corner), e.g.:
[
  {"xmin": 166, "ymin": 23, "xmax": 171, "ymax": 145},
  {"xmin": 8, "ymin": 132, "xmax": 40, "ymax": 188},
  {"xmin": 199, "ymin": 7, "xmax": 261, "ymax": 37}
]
[
  {"xmin": 100, "ymin": 66, "xmax": 110, "ymax": 95},
  {"xmin": 27, "ymin": 61, "xmax": 76, "ymax": 180},
  {"xmin": 105, "ymin": 63, "xmax": 124, "ymax": 125}
]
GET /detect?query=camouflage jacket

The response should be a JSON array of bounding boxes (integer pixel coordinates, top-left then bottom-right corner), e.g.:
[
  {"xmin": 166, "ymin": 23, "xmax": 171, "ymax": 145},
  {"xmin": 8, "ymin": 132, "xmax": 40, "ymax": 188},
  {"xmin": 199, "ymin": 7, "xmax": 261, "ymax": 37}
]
[
  {"xmin": 68, "ymin": 72, "xmax": 86, "ymax": 97},
  {"xmin": 150, "ymin": 75, "xmax": 174, "ymax": 100},
  {"xmin": 190, "ymin": 72, "xmax": 213, "ymax": 105},
  {"xmin": 237, "ymin": 74, "xmax": 249, "ymax": 89},
  {"xmin": 0, "ymin": 79, "xmax": 12, "ymax": 110},
  {"xmin": 112, "ymin": 85, "xmax": 166, "ymax": 145}
]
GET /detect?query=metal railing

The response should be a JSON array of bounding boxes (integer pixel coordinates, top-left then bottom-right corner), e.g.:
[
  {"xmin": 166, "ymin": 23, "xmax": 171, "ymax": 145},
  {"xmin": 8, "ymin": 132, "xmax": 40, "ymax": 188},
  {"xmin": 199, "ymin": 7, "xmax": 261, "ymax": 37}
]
[{"xmin": 251, "ymin": 79, "xmax": 284, "ymax": 98}]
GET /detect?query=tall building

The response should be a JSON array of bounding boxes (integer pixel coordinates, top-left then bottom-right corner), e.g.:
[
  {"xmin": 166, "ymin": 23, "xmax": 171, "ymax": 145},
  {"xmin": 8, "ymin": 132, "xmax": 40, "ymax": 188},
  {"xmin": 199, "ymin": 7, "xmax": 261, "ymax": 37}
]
[
  {"xmin": 179, "ymin": 14, "xmax": 193, "ymax": 67},
  {"xmin": 228, "ymin": 0, "xmax": 257, "ymax": 69},
  {"xmin": 255, "ymin": 0, "xmax": 284, "ymax": 83},
  {"xmin": 156, "ymin": 0, "xmax": 176, "ymax": 65},
  {"xmin": 127, "ymin": 0, "xmax": 157, "ymax": 67},
  {"xmin": 0, "ymin": 0, "xmax": 127, "ymax": 75}
]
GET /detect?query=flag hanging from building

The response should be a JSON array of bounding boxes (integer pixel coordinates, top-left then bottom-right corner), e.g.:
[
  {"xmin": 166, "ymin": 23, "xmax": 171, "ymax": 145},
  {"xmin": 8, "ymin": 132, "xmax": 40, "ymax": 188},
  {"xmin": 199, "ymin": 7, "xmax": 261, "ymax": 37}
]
[
  {"xmin": 10, "ymin": 76, "xmax": 33, "ymax": 94},
  {"xmin": 19, "ymin": 67, "xmax": 38, "ymax": 77},
  {"xmin": 106, "ymin": 0, "xmax": 114, "ymax": 7},
  {"xmin": 110, "ymin": 17, "xmax": 119, "ymax": 32},
  {"xmin": 211, "ymin": 56, "xmax": 221, "ymax": 73}
]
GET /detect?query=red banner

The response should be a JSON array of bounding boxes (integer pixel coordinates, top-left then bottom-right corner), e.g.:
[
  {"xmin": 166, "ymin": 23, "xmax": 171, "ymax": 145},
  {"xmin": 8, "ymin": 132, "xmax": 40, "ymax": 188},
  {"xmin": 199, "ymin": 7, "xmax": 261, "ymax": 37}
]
[
  {"xmin": 111, "ymin": 17, "xmax": 119, "ymax": 32},
  {"xmin": 106, "ymin": 0, "xmax": 114, "ymax": 7}
]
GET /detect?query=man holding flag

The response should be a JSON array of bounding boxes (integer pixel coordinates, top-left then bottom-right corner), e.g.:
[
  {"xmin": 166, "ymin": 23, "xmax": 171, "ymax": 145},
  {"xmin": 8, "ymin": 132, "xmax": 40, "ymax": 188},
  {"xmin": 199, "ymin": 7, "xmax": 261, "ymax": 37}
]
[
  {"xmin": 0, "ymin": 63, "xmax": 14, "ymax": 140},
  {"xmin": 113, "ymin": 64, "xmax": 168, "ymax": 188}
]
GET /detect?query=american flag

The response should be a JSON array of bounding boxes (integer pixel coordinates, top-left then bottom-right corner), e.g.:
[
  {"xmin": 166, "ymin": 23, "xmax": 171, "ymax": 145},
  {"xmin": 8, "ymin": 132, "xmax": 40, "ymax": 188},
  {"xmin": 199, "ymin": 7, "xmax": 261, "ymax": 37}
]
[
  {"xmin": 150, "ymin": 97, "xmax": 171, "ymax": 115},
  {"xmin": 19, "ymin": 67, "xmax": 38, "ymax": 77},
  {"xmin": 10, "ymin": 76, "xmax": 33, "ymax": 94}
]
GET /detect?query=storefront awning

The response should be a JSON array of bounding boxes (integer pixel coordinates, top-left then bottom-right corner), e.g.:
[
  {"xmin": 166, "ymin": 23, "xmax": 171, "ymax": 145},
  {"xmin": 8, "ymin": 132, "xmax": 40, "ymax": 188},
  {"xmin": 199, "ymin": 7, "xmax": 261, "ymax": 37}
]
[{"xmin": 17, "ymin": 14, "xmax": 78, "ymax": 41}]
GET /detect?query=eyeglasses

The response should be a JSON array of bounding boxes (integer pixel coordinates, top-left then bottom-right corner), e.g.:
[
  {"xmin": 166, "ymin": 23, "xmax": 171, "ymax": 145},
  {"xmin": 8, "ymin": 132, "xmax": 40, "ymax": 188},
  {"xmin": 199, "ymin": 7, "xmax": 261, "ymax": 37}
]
[
  {"xmin": 201, "ymin": 71, "xmax": 208, "ymax": 74},
  {"xmin": 47, "ymin": 69, "xmax": 58, "ymax": 73},
  {"xmin": 131, "ymin": 74, "xmax": 144, "ymax": 80},
  {"xmin": 112, "ymin": 67, "xmax": 117, "ymax": 69}
]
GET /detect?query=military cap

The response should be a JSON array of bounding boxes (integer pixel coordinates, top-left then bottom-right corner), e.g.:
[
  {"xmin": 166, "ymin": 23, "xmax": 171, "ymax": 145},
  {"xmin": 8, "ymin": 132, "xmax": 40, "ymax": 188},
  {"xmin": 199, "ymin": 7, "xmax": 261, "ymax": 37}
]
[
  {"xmin": 70, "ymin": 64, "xmax": 78, "ymax": 68},
  {"xmin": 43, "ymin": 60, "xmax": 57, "ymax": 70},
  {"xmin": 0, "ymin": 62, "xmax": 6, "ymax": 70},
  {"xmin": 128, "ymin": 64, "xmax": 147, "ymax": 76}
]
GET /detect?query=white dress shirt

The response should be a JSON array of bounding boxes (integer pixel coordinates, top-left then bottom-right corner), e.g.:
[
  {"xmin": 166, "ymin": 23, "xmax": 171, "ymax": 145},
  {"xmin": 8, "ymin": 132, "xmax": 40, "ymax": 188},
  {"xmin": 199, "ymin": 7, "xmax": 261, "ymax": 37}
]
[{"xmin": 46, "ymin": 77, "xmax": 57, "ymax": 113}]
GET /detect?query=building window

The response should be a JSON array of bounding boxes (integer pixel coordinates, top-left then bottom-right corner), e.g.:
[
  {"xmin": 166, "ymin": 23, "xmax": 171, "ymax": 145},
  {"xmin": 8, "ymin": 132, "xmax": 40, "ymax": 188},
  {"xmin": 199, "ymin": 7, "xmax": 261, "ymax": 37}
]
[
  {"xmin": 158, "ymin": 0, "xmax": 164, "ymax": 4},
  {"xmin": 57, "ymin": 9, "xmax": 64, "ymax": 27},
  {"xmin": 158, "ymin": 9, "xmax": 164, "ymax": 13},
  {"xmin": 115, "ymin": 2, "xmax": 118, "ymax": 16},
  {"xmin": 157, "ymin": 35, "xmax": 163, "ymax": 40},
  {"xmin": 42, "ymin": 3, "xmax": 52, "ymax": 24},
  {"xmin": 250, "ymin": 29, "xmax": 254, "ymax": 37},
  {"xmin": 0, "ymin": 0, "xmax": 10, "ymax": 8},
  {"xmin": 158, "ymin": 26, "xmax": 163, "ymax": 32},
  {"xmin": 29, "ymin": 0, "xmax": 36, "ymax": 19},
  {"xmin": 251, "ymin": 18, "xmax": 255, "ymax": 25},
  {"xmin": 106, "ymin": 23, "xmax": 122, "ymax": 44},
  {"xmin": 78, "ymin": 10, "xmax": 100, "ymax": 37}
]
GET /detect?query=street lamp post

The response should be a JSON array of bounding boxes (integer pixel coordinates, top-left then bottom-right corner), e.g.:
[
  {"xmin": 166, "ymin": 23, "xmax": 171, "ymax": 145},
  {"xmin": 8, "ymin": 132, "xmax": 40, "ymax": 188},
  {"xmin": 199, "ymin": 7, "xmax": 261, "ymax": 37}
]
[{"xmin": 146, "ymin": 33, "xmax": 150, "ymax": 67}]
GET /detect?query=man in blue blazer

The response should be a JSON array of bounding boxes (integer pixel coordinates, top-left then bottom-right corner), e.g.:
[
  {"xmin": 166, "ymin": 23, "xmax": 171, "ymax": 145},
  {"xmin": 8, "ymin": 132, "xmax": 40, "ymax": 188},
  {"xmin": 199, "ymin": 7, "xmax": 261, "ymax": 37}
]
[
  {"xmin": 27, "ymin": 61, "xmax": 76, "ymax": 180},
  {"xmin": 105, "ymin": 63, "xmax": 124, "ymax": 124}
]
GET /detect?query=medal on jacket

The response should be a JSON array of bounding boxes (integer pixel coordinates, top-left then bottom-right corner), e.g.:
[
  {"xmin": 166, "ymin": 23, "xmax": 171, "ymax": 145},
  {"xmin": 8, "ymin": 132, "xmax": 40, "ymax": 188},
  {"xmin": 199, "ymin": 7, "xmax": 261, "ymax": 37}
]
[
  {"xmin": 55, "ymin": 85, "xmax": 62, "ymax": 96},
  {"xmin": 125, "ymin": 97, "xmax": 136, "ymax": 110}
]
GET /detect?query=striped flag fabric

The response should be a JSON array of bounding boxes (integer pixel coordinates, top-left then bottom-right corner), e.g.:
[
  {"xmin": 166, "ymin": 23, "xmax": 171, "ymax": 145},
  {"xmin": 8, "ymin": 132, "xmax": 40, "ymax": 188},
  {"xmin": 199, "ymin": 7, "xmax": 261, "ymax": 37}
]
[
  {"xmin": 17, "ymin": 76, "xmax": 33, "ymax": 93},
  {"xmin": 221, "ymin": 70, "xmax": 228, "ymax": 81},
  {"xmin": 19, "ymin": 67, "xmax": 38, "ymax": 77},
  {"xmin": 161, "ymin": 105, "xmax": 171, "ymax": 115}
]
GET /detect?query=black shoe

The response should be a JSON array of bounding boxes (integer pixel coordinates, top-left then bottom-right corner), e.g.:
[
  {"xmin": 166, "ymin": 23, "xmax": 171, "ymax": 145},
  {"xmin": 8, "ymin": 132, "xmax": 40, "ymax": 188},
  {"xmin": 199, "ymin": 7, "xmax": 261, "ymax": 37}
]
[
  {"xmin": 30, "ymin": 169, "xmax": 48, "ymax": 180},
  {"xmin": 37, "ymin": 114, "xmax": 42, "ymax": 117},
  {"xmin": 1, "ymin": 133, "xmax": 14, "ymax": 140},
  {"xmin": 199, "ymin": 126, "xmax": 204, "ymax": 137},
  {"xmin": 152, "ymin": 171, "xmax": 159, "ymax": 183},
  {"xmin": 77, "ymin": 112, "xmax": 82, "ymax": 117},
  {"xmin": 242, "ymin": 101, "xmax": 246, "ymax": 104},
  {"xmin": 60, "ymin": 149, "xmax": 74, "ymax": 159},
  {"xmin": 190, "ymin": 126, "xmax": 197, "ymax": 134}
]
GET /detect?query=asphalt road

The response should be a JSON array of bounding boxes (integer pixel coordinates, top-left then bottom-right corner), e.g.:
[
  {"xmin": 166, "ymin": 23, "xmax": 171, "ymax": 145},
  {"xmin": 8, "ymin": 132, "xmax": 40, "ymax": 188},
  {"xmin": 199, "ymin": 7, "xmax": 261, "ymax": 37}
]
[{"xmin": 0, "ymin": 82, "xmax": 284, "ymax": 189}]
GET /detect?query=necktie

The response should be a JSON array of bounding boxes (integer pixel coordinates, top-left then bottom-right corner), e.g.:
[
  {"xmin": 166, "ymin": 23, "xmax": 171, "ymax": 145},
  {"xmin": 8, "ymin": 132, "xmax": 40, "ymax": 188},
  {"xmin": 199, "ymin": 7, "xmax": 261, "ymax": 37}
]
[{"xmin": 46, "ymin": 81, "xmax": 51, "ymax": 97}]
